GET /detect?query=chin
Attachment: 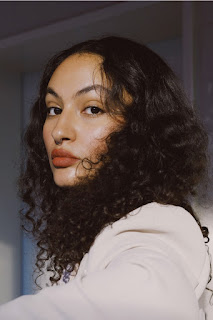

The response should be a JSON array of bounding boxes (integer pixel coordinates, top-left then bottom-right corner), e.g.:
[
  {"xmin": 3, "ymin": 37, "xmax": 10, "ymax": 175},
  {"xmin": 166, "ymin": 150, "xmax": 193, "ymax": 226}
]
[
  {"xmin": 52, "ymin": 170, "xmax": 78, "ymax": 187},
  {"xmin": 52, "ymin": 163, "xmax": 96, "ymax": 187},
  {"xmin": 55, "ymin": 181, "xmax": 75, "ymax": 187},
  {"xmin": 54, "ymin": 178, "xmax": 76, "ymax": 187}
]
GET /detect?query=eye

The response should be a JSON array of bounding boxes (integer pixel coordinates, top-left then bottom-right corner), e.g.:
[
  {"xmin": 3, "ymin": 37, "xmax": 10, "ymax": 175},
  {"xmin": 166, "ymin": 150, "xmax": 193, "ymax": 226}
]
[
  {"xmin": 47, "ymin": 107, "xmax": 62, "ymax": 116},
  {"xmin": 83, "ymin": 106, "xmax": 104, "ymax": 116}
]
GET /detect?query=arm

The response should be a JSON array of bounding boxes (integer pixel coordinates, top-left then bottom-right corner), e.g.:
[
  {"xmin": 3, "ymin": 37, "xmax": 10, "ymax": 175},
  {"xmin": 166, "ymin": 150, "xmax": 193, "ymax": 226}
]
[{"xmin": 0, "ymin": 233, "xmax": 202, "ymax": 320}]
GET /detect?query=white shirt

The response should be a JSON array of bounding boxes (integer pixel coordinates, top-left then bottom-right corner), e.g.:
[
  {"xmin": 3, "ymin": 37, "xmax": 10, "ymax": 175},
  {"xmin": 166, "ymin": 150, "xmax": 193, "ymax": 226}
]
[{"xmin": 0, "ymin": 202, "xmax": 210, "ymax": 319}]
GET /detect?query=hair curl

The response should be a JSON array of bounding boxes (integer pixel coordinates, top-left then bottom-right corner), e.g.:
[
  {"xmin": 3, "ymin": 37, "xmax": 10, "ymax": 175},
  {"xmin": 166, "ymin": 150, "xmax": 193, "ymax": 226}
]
[{"xmin": 19, "ymin": 36, "xmax": 209, "ymax": 286}]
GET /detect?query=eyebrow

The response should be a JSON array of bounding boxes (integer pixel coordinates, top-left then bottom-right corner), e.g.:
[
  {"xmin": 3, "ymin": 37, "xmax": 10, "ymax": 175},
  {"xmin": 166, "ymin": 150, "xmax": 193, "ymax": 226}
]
[
  {"xmin": 46, "ymin": 85, "xmax": 110, "ymax": 100},
  {"xmin": 75, "ymin": 84, "xmax": 110, "ymax": 97},
  {"xmin": 46, "ymin": 87, "xmax": 61, "ymax": 99}
]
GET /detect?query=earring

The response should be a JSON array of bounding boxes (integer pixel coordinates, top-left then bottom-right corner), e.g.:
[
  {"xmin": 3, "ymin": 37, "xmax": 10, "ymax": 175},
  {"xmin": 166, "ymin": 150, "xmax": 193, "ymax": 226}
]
[{"xmin": 55, "ymin": 138, "xmax": 62, "ymax": 146}]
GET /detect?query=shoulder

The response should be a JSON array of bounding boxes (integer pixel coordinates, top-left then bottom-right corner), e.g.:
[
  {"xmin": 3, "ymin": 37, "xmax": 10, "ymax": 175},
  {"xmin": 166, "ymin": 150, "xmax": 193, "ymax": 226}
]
[
  {"xmin": 84, "ymin": 202, "xmax": 210, "ymax": 300},
  {"xmin": 73, "ymin": 203, "xmax": 210, "ymax": 319}
]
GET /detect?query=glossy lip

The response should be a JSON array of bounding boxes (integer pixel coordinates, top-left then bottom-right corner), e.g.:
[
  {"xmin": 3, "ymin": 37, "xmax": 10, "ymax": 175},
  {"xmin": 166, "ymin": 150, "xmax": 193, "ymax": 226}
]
[
  {"xmin": 51, "ymin": 149, "xmax": 80, "ymax": 168},
  {"xmin": 51, "ymin": 148, "xmax": 78, "ymax": 160}
]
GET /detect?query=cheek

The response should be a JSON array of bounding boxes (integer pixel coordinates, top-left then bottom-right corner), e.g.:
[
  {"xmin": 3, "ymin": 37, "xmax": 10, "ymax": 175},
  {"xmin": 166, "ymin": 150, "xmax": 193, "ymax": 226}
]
[{"xmin": 84, "ymin": 125, "xmax": 113, "ymax": 157}]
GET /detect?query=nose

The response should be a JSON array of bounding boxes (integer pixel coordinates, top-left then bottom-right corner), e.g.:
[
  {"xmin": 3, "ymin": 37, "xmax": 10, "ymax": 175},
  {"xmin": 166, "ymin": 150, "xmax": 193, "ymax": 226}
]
[{"xmin": 51, "ymin": 109, "xmax": 77, "ymax": 145}]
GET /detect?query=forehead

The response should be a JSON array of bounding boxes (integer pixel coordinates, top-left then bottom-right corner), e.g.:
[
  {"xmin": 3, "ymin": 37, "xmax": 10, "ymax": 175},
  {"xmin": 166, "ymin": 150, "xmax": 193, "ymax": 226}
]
[{"xmin": 48, "ymin": 53, "xmax": 104, "ymax": 89}]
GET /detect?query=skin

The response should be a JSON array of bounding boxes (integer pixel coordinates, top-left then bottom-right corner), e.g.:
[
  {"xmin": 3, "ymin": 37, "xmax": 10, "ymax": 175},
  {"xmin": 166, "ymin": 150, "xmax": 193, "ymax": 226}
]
[{"xmin": 43, "ymin": 53, "xmax": 122, "ymax": 187}]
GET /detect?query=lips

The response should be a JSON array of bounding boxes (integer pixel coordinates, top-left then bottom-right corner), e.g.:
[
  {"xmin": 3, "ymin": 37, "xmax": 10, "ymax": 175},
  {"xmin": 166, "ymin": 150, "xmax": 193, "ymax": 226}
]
[{"xmin": 51, "ymin": 149, "xmax": 79, "ymax": 168}]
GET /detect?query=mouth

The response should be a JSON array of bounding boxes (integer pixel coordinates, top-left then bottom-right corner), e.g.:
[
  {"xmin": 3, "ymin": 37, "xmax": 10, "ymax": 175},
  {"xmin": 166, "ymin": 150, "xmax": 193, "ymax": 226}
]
[{"xmin": 51, "ymin": 149, "xmax": 80, "ymax": 168}]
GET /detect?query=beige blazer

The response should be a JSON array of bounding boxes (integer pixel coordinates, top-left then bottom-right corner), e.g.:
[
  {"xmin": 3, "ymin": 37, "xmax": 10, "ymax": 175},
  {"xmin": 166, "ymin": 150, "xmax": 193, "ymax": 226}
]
[{"xmin": 0, "ymin": 202, "xmax": 210, "ymax": 319}]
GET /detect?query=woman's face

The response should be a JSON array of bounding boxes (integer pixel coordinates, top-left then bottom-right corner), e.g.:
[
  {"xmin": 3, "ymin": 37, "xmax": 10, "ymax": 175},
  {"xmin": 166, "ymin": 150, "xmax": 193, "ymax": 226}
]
[{"xmin": 43, "ymin": 53, "xmax": 121, "ymax": 187}]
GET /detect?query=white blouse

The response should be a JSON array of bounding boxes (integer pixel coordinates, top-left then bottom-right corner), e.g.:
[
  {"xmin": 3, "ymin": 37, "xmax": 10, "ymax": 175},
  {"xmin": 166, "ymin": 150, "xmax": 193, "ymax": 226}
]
[{"xmin": 0, "ymin": 202, "xmax": 210, "ymax": 319}]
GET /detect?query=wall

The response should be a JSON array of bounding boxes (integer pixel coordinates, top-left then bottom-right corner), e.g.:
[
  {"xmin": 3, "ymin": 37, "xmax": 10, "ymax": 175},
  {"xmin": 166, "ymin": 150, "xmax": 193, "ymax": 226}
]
[
  {"xmin": 194, "ymin": 3, "xmax": 213, "ymax": 317},
  {"xmin": 0, "ymin": 72, "xmax": 21, "ymax": 304},
  {"xmin": 21, "ymin": 71, "xmax": 41, "ymax": 295}
]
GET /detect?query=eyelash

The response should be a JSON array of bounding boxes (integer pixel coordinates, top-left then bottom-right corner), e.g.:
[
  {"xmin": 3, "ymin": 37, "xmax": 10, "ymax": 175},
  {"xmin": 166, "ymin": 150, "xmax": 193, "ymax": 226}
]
[
  {"xmin": 83, "ymin": 106, "xmax": 104, "ymax": 116},
  {"xmin": 46, "ymin": 107, "xmax": 62, "ymax": 116},
  {"xmin": 46, "ymin": 106, "xmax": 104, "ymax": 117}
]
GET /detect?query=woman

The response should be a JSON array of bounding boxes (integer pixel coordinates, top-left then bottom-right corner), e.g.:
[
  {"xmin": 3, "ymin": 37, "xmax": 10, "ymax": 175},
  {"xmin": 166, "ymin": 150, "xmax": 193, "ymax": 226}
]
[{"xmin": 0, "ymin": 36, "xmax": 211, "ymax": 319}]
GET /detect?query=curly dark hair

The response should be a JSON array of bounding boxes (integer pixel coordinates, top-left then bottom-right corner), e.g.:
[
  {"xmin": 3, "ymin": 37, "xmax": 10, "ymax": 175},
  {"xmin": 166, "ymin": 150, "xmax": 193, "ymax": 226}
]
[{"xmin": 19, "ymin": 36, "xmax": 209, "ymax": 286}]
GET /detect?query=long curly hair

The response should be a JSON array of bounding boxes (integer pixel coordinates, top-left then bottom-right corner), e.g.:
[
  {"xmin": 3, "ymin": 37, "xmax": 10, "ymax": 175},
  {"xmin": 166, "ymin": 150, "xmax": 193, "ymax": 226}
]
[{"xmin": 19, "ymin": 36, "xmax": 209, "ymax": 286}]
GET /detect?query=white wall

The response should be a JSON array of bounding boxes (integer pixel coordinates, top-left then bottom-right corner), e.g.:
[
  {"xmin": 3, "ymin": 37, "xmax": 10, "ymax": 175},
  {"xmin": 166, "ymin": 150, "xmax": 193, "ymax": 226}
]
[{"xmin": 0, "ymin": 72, "xmax": 21, "ymax": 304}]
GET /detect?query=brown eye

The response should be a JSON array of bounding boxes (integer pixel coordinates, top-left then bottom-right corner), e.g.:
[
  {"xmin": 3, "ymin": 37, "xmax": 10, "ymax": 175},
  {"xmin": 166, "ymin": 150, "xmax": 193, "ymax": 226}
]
[
  {"xmin": 84, "ymin": 106, "xmax": 104, "ymax": 115},
  {"xmin": 47, "ymin": 107, "xmax": 62, "ymax": 116}
]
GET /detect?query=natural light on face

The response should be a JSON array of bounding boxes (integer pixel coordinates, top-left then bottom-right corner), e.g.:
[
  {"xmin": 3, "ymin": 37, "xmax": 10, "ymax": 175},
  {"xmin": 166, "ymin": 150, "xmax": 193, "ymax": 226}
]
[{"xmin": 42, "ymin": 53, "xmax": 122, "ymax": 187}]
